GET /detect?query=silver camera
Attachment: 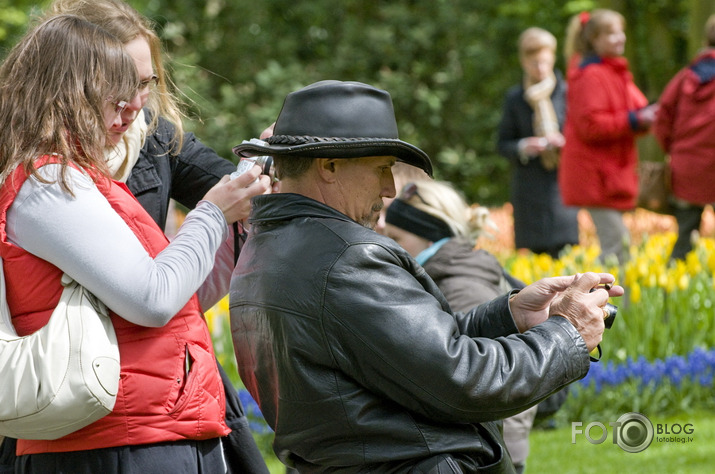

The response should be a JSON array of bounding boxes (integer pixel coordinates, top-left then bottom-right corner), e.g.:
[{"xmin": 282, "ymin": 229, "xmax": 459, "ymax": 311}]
[{"xmin": 230, "ymin": 155, "xmax": 273, "ymax": 181}]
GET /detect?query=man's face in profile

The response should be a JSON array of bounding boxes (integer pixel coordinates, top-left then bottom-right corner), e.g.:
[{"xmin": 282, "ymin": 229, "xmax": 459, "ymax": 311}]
[{"xmin": 331, "ymin": 156, "xmax": 397, "ymax": 229}]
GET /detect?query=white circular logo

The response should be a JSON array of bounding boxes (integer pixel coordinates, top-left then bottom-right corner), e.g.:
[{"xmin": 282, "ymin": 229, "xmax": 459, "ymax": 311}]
[{"xmin": 615, "ymin": 412, "xmax": 654, "ymax": 453}]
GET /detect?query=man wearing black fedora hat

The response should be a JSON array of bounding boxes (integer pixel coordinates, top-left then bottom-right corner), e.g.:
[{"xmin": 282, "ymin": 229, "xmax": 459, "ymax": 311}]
[{"xmin": 229, "ymin": 80, "xmax": 621, "ymax": 473}]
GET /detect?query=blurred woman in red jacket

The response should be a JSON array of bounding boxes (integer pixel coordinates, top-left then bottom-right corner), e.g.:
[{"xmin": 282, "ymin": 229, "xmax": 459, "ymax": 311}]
[
  {"xmin": 653, "ymin": 15, "xmax": 715, "ymax": 261},
  {"xmin": 559, "ymin": 9, "xmax": 658, "ymax": 264}
]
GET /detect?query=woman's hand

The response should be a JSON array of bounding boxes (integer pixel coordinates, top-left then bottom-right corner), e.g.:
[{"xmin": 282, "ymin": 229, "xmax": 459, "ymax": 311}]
[
  {"xmin": 636, "ymin": 103, "xmax": 660, "ymax": 130},
  {"xmin": 202, "ymin": 166, "xmax": 271, "ymax": 224}
]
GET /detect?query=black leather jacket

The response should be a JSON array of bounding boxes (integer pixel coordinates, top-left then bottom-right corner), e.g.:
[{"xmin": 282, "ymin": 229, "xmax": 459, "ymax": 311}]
[
  {"xmin": 125, "ymin": 113, "xmax": 236, "ymax": 229},
  {"xmin": 231, "ymin": 193, "xmax": 590, "ymax": 473}
]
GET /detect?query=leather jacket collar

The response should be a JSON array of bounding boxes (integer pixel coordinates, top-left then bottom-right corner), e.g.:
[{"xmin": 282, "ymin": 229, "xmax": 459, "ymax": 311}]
[{"xmin": 250, "ymin": 193, "xmax": 354, "ymax": 225}]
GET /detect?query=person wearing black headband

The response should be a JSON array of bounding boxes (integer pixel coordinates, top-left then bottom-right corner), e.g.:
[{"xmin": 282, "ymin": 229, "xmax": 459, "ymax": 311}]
[
  {"xmin": 385, "ymin": 180, "xmax": 517, "ymax": 303},
  {"xmin": 229, "ymin": 80, "xmax": 622, "ymax": 473},
  {"xmin": 385, "ymin": 180, "xmax": 540, "ymax": 474}
]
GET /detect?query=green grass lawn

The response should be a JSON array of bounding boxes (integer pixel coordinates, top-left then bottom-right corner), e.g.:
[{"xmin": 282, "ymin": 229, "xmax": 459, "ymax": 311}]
[
  {"xmin": 526, "ymin": 411, "xmax": 715, "ymax": 473},
  {"xmin": 259, "ymin": 411, "xmax": 715, "ymax": 473}
]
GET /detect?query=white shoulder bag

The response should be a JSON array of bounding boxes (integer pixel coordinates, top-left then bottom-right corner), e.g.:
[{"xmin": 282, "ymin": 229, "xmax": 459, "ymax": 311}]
[{"xmin": 0, "ymin": 260, "xmax": 120, "ymax": 440}]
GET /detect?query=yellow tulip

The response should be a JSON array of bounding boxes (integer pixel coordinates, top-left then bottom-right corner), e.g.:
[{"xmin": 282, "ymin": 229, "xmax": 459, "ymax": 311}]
[{"xmin": 630, "ymin": 281, "xmax": 641, "ymax": 303}]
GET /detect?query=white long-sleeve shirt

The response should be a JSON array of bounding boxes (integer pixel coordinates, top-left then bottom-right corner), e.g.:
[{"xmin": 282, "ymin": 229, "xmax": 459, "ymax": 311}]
[{"xmin": 6, "ymin": 164, "xmax": 233, "ymax": 327}]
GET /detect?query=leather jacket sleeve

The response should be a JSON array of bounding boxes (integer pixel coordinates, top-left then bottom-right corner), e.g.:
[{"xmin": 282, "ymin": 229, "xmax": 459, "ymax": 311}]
[{"xmin": 322, "ymin": 241, "xmax": 590, "ymax": 424}]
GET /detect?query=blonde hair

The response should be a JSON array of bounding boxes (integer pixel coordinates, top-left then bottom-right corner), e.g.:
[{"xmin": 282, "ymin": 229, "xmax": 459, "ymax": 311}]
[
  {"xmin": 705, "ymin": 14, "xmax": 715, "ymax": 47},
  {"xmin": 392, "ymin": 161, "xmax": 430, "ymax": 193},
  {"xmin": 0, "ymin": 14, "xmax": 138, "ymax": 191},
  {"xmin": 396, "ymin": 180, "xmax": 493, "ymax": 241},
  {"xmin": 519, "ymin": 27, "xmax": 557, "ymax": 58},
  {"xmin": 564, "ymin": 9, "xmax": 625, "ymax": 63},
  {"xmin": 47, "ymin": 0, "xmax": 186, "ymax": 152}
]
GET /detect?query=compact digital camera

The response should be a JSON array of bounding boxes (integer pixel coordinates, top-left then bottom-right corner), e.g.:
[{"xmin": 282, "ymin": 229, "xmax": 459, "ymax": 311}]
[{"xmin": 230, "ymin": 155, "xmax": 274, "ymax": 181}]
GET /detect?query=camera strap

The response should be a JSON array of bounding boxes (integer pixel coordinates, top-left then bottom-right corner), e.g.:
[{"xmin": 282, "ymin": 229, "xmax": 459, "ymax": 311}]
[{"xmin": 233, "ymin": 221, "xmax": 248, "ymax": 266}]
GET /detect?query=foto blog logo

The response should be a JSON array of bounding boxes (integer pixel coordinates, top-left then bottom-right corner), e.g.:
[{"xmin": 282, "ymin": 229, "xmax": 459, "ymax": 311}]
[
  {"xmin": 571, "ymin": 412, "xmax": 654, "ymax": 453},
  {"xmin": 571, "ymin": 412, "xmax": 695, "ymax": 453}
]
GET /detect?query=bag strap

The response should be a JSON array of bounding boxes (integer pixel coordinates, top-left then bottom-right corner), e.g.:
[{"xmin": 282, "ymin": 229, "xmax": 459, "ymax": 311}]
[
  {"xmin": 0, "ymin": 260, "xmax": 86, "ymax": 338},
  {"xmin": 0, "ymin": 258, "xmax": 18, "ymax": 337},
  {"xmin": 233, "ymin": 221, "xmax": 248, "ymax": 266}
]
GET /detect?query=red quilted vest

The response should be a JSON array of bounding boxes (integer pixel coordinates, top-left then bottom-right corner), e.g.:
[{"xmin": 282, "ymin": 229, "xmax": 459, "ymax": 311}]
[{"xmin": 0, "ymin": 160, "xmax": 229, "ymax": 455}]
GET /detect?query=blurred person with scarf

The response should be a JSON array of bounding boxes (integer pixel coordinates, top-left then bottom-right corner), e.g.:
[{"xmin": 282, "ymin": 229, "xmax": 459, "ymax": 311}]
[{"xmin": 498, "ymin": 27, "xmax": 579, "ymax": 259}]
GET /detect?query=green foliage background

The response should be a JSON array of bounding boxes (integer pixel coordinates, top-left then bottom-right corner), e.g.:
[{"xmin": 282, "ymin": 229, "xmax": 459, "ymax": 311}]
[{"xmin": 3, "ymin": 0, "xmax": 714, "ymax": 204}]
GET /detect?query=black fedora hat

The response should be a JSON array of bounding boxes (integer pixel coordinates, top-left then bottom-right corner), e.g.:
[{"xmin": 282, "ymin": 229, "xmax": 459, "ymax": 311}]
[{"xmin": 232, "ymin": 80, "xmax": 433, "ymax": 176}]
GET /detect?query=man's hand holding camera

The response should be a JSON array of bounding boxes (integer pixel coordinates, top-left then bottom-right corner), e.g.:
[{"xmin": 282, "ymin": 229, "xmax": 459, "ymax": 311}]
[{"xmin": 509, "ymin": 272, "xmax": 624, "ymax": 351}]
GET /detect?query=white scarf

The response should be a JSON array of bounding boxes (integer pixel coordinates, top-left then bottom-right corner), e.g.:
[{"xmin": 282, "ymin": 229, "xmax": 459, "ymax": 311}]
[
  {"xmin": 105, "ymin": 109, "xmax": 148, "ymax": 182},
  {"xmin": 523, "ymin": 73, "xmax": 560, "ymax": 170}
]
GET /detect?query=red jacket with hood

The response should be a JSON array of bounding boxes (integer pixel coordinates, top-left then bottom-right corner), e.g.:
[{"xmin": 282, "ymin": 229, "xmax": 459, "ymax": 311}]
[
  {"xmin": 0, "ymin": 162, "xmax": 230, "ymax": 455},
  {"xmin": 559, "ymin": 55, "xmax": 649, "ymax": 210},
  {"xmin": 653, "ymin": 49, "xmax": 715, "ymax": 205}
]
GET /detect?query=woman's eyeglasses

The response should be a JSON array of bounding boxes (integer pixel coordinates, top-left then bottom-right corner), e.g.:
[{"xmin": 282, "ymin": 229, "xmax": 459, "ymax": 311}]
[
  {"xmin": 139, "ymin": 74, "xmax": 159, "ymax": 91},
  {"xmin": 108, "ymin": 99, "xmax": 129, "ymax": 115}
]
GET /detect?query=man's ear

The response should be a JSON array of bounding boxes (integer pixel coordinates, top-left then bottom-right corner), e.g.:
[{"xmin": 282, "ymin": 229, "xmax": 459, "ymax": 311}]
[{"xmin": 316, "ymin": 158, "xmax": 338, "ymax": 182}]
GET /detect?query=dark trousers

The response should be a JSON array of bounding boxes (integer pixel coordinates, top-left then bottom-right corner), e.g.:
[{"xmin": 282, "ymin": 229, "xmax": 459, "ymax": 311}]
[
  {"xmin": 217, "ymin": 361, "xmax": 269, "ymax": 474},
  {"xmin": 0, "ymin": 438, "xmax": 16, "ymax": 474},
  {"xmin": 670, "ymin": 204, "xmax": 704, "ymax": 261},
  {"xmin": 0, "ymin": 360, "xmax": 268, "ymax": 474},
  {"xmin": 15, "ymin": 438, "xmax": 224, "ymax": 474}
]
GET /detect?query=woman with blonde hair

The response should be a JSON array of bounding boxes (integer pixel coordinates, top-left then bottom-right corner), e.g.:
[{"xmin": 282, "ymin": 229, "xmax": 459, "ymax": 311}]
[
  {"xmin": 386, "ymin": 180, "xmax": 490, "ymax": 241},
  {"xmin": 497, "ymin": 26, "xmax": 579, "ymax": 258},
  {"xmin": 384, "ymin": 179, "xmax": 539, "ymax": 473},
  {"xmin": 559, "ymin": 9, "xmax": 658, "ymax": 264},
  {"xmin": 384, "ymin": 179, "xmax": 520, "ymax": 314},
  {"xmin": 45, "ymin": 0, "xmax": 252, "ymax": 227},
  {"xmin": 49, "ymin": 0, "xmax": 182, "ymax": 153},
  {"xmin": 0, "ymin": 13, "xmax": 267, "ymax": 473}
]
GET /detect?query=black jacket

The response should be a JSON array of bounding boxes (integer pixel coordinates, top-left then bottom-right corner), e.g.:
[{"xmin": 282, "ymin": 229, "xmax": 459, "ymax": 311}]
[
  {"xmin": 496, "ymin": 72, "xmax": 579, "ymax": 254},
  {"xmin": 125, "ymin": 114, "xmax": 236, "ymax": 229},
  {"xmin": 123, "ymin": 113, "xmax": 269, "ymax": 474},
  {"xmin": 230, "ymin": 193, "xmax": 590, "ymax": 473}
]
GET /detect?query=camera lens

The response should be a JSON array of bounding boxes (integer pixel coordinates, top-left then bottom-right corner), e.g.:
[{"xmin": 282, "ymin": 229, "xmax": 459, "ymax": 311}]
[
  {"xmin": 255, "ymin": 156, "xmax": 273, "ymax": 176},
  {"xmin": 603, "ymin": 303, "xmax": 617, "ymax": 329}
]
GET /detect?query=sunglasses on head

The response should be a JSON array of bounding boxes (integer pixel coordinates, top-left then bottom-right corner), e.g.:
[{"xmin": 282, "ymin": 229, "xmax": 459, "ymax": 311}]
[{"xmin": 401, "ymin": 182, "xmax": 429, "ymax": 205}]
